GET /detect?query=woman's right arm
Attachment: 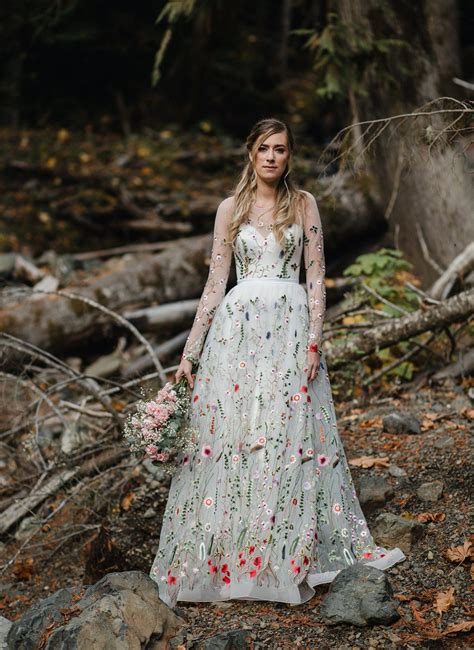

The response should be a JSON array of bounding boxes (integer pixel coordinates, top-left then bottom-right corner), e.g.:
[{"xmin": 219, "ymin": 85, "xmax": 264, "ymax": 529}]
[{"xmin": 178, "ymin": 196, "xmax": 234, "ymax": 374}]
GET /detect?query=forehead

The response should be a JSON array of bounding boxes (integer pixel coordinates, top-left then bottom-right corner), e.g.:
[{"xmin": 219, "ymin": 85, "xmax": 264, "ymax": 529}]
[{"xmin": 259, "ymin": 131, "xmax": 288, "ymax": 147}]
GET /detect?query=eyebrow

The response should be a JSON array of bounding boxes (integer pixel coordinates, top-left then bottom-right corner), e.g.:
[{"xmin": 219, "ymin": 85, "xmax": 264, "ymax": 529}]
[{"xmin": 259, "ymin": 143, "xmax": 287, "ymax": 148}]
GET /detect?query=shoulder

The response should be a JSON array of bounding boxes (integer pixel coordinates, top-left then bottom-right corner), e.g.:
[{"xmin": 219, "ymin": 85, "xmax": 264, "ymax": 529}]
[
  {"xmin": 215, "ymin": 195, "xmax": 235, "ymax": 220},
  {"xmin": 217, "ymin": 195, "xmax": 235, "ymax": 211},
  {"xmin": 298, "ymin": 189, "xmax": 318, "ymax": 208}
]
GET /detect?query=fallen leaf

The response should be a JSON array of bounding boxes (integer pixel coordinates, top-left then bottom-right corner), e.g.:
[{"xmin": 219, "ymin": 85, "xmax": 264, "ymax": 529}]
[
  {"xmin": 121, "ymin": 492, "xmax": 136, "ymax": 511},
  {"xmin": 434, "ymin": 587, "xmax": 455, "ymax": 617},
  {"xmin": 417, "ymin": 512, "xmax": 445, "ymax": 523},
  {"xmin": 444, "ymin": 540, "xmax": 472, "ymax": 564},
  {"xmin": 441, "ymin": 619, "xmax": 474, "ymax": 636},
  {"xmin": 349, "ymin": 456, "xmax": 390, "ymax": 469}
]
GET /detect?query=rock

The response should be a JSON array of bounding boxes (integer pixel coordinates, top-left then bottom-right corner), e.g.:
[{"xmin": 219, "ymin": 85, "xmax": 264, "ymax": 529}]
[
  {"xmin": 190, "ymin": 629, "xmax": 251, "ymax": 649},
  {"xmin": 320, "ymin": 565, "xmax": 400, "ymax": 627},
  {"xmin": 388, "ymin": 465, "xmax": 407, "ymax": 478},
  {"xmin": 14, "ymin": 515, "xmax": 43, "ymax": 541},
  {"xmin": 0, "ymin": 616, "xmax": 12, "ymax": 649},
  {"xmin": 7, "ymin": 571, "xmax": 184, "ymax": 650},
  {"xmin": 357, "ymin": 477, "xmax": 394, "ymax": 515},
  {"xmin": 417, "ymin": 480, "xmax": 444, "ymax": 502},
  {"xmin": 372, "ymin": 513, "xmax": 424, "ymax": 554},
  {"xmin": 434, "ymin": 435, "xmax": 454, "ymax": 449},
  {"xmin": 383, "ymin": 411, "xmax": 421, "ymax": 435}
]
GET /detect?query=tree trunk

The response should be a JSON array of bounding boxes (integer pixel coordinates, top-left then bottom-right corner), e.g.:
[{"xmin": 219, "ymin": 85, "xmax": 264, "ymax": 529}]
[{"xmin": 336, "ymin": 0, "xmax": 473, "ymax": 287}]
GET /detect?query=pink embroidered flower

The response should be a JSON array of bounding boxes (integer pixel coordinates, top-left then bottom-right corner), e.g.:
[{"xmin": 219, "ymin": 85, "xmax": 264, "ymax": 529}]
[
  {"xmin": 305, "ymin": 448, "xmax": 314, "ymax": 457},
  {"xmin": 258, "ymin": 436, "xmax": 267, "ymax": 445},
  {"xmin": 332, "ymin": 503, "xmax": 342, "ymax": 514},
  {"xmin": 293, "ymin": 393, "xmax": 301, "ymax": 402},
  {"xmin": 239, "ymin": 361, "xmax": 246, "ymax": 368},
  {"xmin": 289, "ymin": 455, "xmax": 296, "ymax": 464},
  {"xmin": 317, "ymin": 454, "xmax": 328, "ymax": 466},
  {"xmin": 201, "ymin": 445, "xmax": 212, "ymax": 457},
  {"xmin": 204, "ymin": 497, "xmax": 214, "ymax": 507}
]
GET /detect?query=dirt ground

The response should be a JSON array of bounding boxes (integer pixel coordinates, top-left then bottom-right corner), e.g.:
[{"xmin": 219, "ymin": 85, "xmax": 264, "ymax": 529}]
[{"xmin": 1, "ymin": 374, "xmax": 473, "ymax": 649}]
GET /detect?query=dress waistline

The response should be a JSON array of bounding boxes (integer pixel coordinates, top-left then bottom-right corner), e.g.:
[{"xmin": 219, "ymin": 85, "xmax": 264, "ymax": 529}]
[{"xmin": 237, "ymin": 277, "xmax": 300, "ymax": 285}]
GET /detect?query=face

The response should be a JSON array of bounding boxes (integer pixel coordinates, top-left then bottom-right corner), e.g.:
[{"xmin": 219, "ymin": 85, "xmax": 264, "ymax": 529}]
[{"xmin": 250, "ymin": 131, "xmax": 290, "ymax": 183}]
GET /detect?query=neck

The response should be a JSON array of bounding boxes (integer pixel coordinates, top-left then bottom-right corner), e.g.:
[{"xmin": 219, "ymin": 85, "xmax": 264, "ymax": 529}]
[{"xmin": 255, "ymin": 179, "xmax": 277, "ymax": 205}]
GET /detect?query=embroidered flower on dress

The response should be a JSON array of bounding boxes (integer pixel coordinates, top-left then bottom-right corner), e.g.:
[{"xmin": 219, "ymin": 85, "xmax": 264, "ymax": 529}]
[
  {"xmin": 317, "ymin": 454, "xmax": 328, "ymax": 466},
  {"xmin": 204, "ymin": 497, "xmax": 213, "ymax": 507},
  {"xmin": 332, "ymin": 503, "xmax": 342, "ymax": 514}
]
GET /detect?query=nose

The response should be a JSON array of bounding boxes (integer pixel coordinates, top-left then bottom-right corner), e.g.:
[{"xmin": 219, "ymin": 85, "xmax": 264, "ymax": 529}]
[{"xmin": 266, "ymin": 150, "xmax": 275, "ymax": 162}]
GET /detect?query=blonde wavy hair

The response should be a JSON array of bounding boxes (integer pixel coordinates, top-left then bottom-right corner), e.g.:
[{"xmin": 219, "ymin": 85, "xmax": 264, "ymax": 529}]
[{"xmin": 229, "ymin": 117, "xmax": 306, "ymax": 249}]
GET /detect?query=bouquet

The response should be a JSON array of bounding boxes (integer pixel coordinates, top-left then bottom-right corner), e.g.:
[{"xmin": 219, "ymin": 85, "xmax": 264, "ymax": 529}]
[{"xmin": 123, "ymin": 377, "xmax": 197, "ymax": 475}]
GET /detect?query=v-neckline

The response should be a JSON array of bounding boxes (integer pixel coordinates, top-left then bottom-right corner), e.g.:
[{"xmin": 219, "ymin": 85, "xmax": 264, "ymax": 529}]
[{"xmin": 243, "ymin": 223, "xmax": 275, "ymax": 243}]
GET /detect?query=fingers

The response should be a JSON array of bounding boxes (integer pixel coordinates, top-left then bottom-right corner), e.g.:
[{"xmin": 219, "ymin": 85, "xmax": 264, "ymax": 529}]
[{"xmin": 186, "ymin": 371, "xmax": 194, "ymax": 389}]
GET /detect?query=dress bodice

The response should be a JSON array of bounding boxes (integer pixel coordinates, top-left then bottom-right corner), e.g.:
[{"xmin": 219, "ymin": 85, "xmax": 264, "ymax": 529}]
[
  {"xmin": 235, "ymin": 223, "xmax": 303, "ymax": 282},
  {"xmin": 181, "ymin": 192, "xmax": 326, "ymax": 365}
]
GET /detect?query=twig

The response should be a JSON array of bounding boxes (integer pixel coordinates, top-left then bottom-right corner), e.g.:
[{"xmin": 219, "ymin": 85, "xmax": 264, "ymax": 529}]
[
  {"xmin": 361, "ymin": 283, "xmax": 409, "ymax": 315},
  {"xmin": 415, "ymin": 222, "xmax": 444, "ymax": 275}
]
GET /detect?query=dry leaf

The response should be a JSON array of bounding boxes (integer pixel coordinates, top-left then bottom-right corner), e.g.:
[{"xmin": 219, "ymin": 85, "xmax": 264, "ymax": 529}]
[
  {"xmin": 434, "ymin": 587, "xmax": 455, "ymax": 617},
  {"xmin": 121, "ymin": 492, "xmax": 136, "ymax": 511},
  {"xmin": 349, "ymin": 456, "xmax": 390, "ymax": 469},
  {"xmin": 471, "ymin": 563, "xmax": 474, "ymax": 582},
  {"xmin": 417, "ymin": 512, "xmax": 445, "ymax": 523},
  {"xmin": 441, "ymin": 619, "xmax": 474, "ymax": 636},
  {"xmin": 444, "ymin": 540, "xmax": 472, "ymax": 564}
]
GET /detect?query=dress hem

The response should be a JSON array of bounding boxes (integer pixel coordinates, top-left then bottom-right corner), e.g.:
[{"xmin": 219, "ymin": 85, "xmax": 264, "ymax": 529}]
[{"xmin": 158, "ymin": 547, "xmax": 406, "ymax": 608}]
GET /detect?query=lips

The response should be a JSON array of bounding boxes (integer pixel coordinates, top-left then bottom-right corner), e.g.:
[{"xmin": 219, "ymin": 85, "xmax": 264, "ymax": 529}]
[{"xmin": 264, "ymin": 166, "xmax": 277, "ymax": 169}]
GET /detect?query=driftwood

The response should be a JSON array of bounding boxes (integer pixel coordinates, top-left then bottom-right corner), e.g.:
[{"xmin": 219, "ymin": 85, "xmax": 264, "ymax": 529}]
[
  {"xmin": 121, "ymin": 330, "xmax": 190, "ymax": 379},
  {"xmin": 122, "ymin": 299, "xmax": 199, "ymax": 332},
  {"xmin": 326, "ymin": 288, "xmax": 474, "ymax": 368},
  {"xmin": 429, "ymin": 242, "xmax": 474, "ymax": 300},
  {"xmin": 432, "ymin": 347, "xmax": 474, "ymax": 380},
  {"xmin": 0, "ymin": 234, "xmax": 213, "ymax": 355}
]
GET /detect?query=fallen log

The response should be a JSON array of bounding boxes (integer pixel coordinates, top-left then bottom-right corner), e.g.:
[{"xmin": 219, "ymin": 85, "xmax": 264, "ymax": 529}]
[
  {"xmin": 0, "ymin": 234, "xmax": 214, "ymax": 355},
  {"xmin": 326, "ymin": 288, "xmax": 474, "ymax": 368}
]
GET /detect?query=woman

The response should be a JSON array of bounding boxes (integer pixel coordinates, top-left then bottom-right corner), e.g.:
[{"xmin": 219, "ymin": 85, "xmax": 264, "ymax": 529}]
[{"xmin": 150, "ymin": 117, "xmax": 405, "ymax": 608}]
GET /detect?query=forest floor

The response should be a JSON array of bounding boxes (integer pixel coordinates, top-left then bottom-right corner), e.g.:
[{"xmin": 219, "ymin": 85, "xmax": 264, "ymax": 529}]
[{"xmin": 1, "ymin": 373, "xmax": 472, "ymax": 649}]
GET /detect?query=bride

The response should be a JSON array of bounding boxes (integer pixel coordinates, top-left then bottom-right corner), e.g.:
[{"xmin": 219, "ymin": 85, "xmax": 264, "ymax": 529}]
[{"xmin": 149, "ymin": 117, "xmax": 405, "ymax": 608}]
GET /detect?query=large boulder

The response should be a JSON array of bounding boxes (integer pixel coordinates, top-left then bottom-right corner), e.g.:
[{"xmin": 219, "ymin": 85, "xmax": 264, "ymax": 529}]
[
  {"xmin": 7, "ymin": 571, "xmax": 184, "ymax": 650},
  {"xmin": 320, "ymin": 564, "xmax": 399, "ymax": 627}
]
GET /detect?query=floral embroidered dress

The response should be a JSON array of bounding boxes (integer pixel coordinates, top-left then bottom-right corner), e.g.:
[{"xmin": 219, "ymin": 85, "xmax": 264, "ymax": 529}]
[{"xmin": 149, "ymin": 191, "xmax": 405, "ymax": 607}]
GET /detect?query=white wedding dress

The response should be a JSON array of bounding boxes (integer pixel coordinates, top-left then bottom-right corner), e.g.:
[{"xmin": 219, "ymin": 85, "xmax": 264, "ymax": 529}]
[{"xmin": 149, "ymin": 191, "xmax": 405, "ymax": 607}]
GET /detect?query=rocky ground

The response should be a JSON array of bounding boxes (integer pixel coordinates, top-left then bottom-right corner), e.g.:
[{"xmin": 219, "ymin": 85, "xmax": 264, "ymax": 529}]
[{"xmin": 1, "ymin": 371, "xmax": 472, "ymax": 648}]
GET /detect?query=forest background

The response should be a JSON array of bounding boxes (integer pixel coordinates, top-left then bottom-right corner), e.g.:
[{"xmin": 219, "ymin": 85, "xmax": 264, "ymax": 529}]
[{"xmin": 0, "ymin": 1, "xmax": 473, "ymax": 648}]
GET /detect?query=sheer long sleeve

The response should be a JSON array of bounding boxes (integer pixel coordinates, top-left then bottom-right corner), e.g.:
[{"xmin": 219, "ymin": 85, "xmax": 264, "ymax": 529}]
[
  {"xmin": 302, "ymin": 191, "xmax": 326, "ymax": 353},
  {"xmin": 181, "ymin": 197, "xmax": 234, "ymax": 365}
]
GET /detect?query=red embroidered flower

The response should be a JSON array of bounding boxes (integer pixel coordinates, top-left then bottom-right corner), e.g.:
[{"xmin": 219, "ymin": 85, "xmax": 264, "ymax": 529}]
[
  {"xmin": 307, "ymin": 395, "xmax": 311, "ymax": 402},
  {"xmin": 234, "ymin": 384, "xmax": 239, "ymax": 392},
  {"xmin": 223, "ymin": 575, "xmax": 231, "ymax": 584},
  {"xmin": 292, "ymin": 565, "xmax": 301, "ymax": 573},
  {"xmin": 239, "ymin": 558, "xmax": 246, "ymax": 566},
  {"xmin": 292, "ymin": 498, "xmax": 298, "ymax": 506},
  {"xmin": 167, "ymin": 575, "xmax": 177, "ymax": 585},
  {"xmin": 308, "ymin": 343, "xmax": 318, "ymax": 353},
  {"xmin": 301, "ymin": 385, "xmax": 308, "ymax": 393},
  {"xmin": 238, "ymin": 552, "xmax": 243, "ymax": 559},
  {"xmin": 221, "ymin": 564, "xmax": 229, "ymax": 573},
  {"xmin": 193, "ymin": 394, "xmax": 199, "ymax": 402},
  {"xmin": 210, "ymin": 565, "xmax": 218, "ymax": 573},
  {"xmin": 249, "ymin": 545, "xmax": 255, "ymax": 553},
  {"xmin": 249, "ymin": 569, "xmax": 257, "ymax": 578},
  {"xmin": 363, "ymin": 552, "xmax": 373, "ymax": 559},
  {"xmin": 253, "ymin": 556, "xmax": 262, "ymax": 567},
  {"xmin": 303, "ymin": 556, "xmax": 310, "ymax": 566}
]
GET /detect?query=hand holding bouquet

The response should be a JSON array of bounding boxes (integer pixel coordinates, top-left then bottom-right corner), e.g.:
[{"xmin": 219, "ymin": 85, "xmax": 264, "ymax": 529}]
[{"xmin": 123, "ymin": 377, "xmax": 197, "ymax": 475}]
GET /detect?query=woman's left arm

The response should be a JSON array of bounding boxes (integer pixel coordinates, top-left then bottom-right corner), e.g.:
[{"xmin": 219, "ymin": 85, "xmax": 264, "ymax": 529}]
[{"xmin": 302, "ymin": 190, "xmax": 326, "ymax": 361}]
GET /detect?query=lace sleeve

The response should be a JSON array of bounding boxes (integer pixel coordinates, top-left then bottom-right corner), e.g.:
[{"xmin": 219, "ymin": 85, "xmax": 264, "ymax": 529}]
[
  {"xmin": 181, "ymin": 197, "xmax": 234, "ymax": 365},
  {"xmin": 302, "ymin": 190, "xmax": 326, "ymax": 353}
]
